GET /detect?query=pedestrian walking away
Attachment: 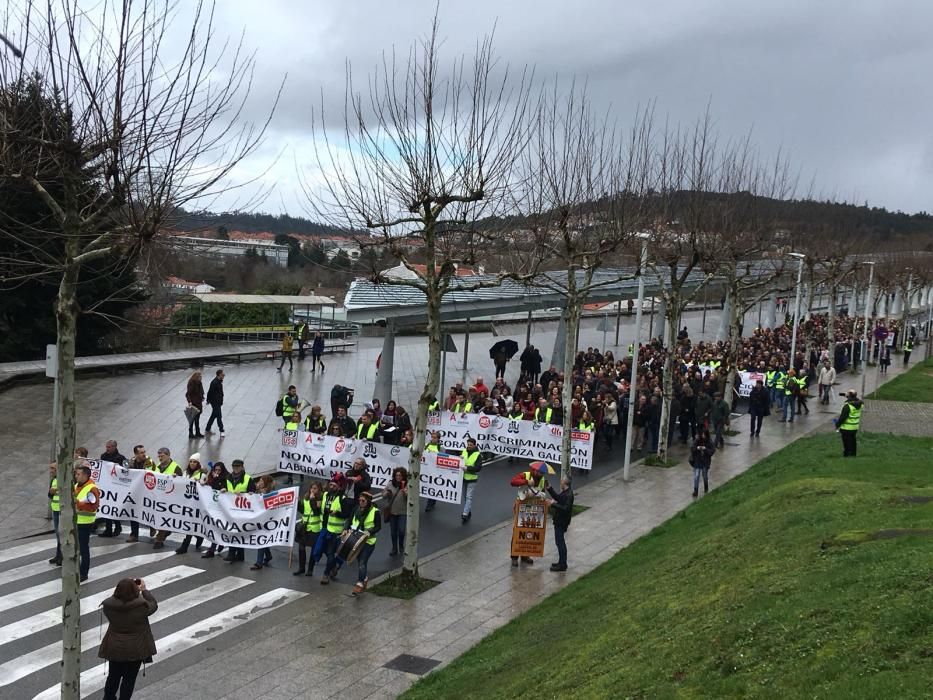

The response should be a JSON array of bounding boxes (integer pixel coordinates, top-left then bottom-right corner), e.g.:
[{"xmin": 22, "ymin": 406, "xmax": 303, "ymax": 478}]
[
  {"xmin": 546, "ymin": 476, "xmax": 574, "ymax": 572},
  {"xmin": 903, "ymin": 338, "xmax": 913, "ymax": 366},
  {"xmin": 185, "ymin": 371, "xmax": 205, "ymax": 439},
  {"xmin": 277, "ymin": 332, "xmax": 294, "ymax": 372},
  {"xmin": 311, "ymin": 331, "xmax": 326, "ymax": 373},
  {"xmin": 296, "ymin": 321, "xmax": 309, "ymax": 360},
  {"xmin": 204, "ymin": 368, "xmax": 226, "ymax": 436},
  {"xmin": 836, "ymin": 390, "xmax": 863, "ymax": 457},
  {"xmin": 99, "ymin": 577, "xmax": 158, "ymax": 700}
]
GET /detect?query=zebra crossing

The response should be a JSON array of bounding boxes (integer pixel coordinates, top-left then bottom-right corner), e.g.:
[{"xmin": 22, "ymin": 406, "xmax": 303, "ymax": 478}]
[{"xmin": 0, "ymin": 536, "xmax": 308, "ymax": 699}]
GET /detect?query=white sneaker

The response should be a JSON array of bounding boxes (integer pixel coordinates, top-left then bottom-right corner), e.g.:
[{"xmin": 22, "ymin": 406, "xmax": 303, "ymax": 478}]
[{"xmin": 220, "ymin": 432, "xmax": 226, "ymax": 438}]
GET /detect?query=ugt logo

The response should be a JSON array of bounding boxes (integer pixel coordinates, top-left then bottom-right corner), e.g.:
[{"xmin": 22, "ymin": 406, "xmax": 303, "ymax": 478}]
[
  {"xmin": 184, "ymin": 480, "xmax": 198, "ymax": 500},
  {"xmin": 363, "ymin": 442, "xmax": 377, "ymax": 459},
  {"xmin": 507, "ymin": 421, "xmax": 520, "ymax": 434},
  {"xmin": 233, "ymin": 495, "xmax": 252, "ymax": 510}
]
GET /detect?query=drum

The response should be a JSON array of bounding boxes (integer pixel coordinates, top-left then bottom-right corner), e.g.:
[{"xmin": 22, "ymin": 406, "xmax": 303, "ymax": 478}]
[{"xmin": 335, "ymin": 530, "xmax": 367, "ymax": 564}]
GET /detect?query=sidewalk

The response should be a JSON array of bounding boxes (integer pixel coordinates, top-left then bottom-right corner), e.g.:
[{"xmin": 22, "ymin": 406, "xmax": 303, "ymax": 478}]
[{"xmin": 131, "ymin": 347, "xmax": 929, "ymax": 700}]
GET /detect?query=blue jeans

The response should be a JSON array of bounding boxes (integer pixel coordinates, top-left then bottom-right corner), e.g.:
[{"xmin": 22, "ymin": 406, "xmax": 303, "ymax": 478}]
[
  {"xmin": 52, "ymin": 510, "xmax": 62, "ymax": 560},
  {"xmin": 462, "ymin": 481, "xmax": 477, "ymax": 517},
  {"xmin": 389, "ymin": 514, "xmax": 406, "ymax": 553},
  {"xmin": 357, "ymin": 542, "xmax": 375, "ymax": 582},
  {"xmin": 254, "ymin": 547, "xmax": 271, "ymax": 566},
  {"xmin": 77, "ymin": 523, "xmax": 92, "ymax": 578},
  {"xmin": 783, "ymin": 397, "xmax": 794, "ymax": 422},
  {"xmin": 692, "ymin": 467, "xmax": 709, "ymax": 495},
  {"xmin": 553, "ymin": 524, "xmax": 568, "ymax": 567},
  {"xmin": 770, "ymin": 387, "xmax": 783, "ymax": 409}
]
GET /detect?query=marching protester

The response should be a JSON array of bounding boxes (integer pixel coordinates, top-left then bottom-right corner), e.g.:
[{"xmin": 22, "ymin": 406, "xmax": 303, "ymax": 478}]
[
  {"xmin": 223, "ymin": 459, "xmax": 254, "ymax": 563},
  {"xmin": 509, "ymin": 462, "xmax": 549, "ymax": 567},
  {"xmin": 710, "ymin": 392, "xmax": 730, "ymax": 449},
  {"xmin": 836, "ymin": 390, "xmax": 863, "ymax": 457},
  {"xmin": 201, "ymin": 462, "xmax": 230, "ymax": 559},
  {"xmin": 747, "ymin": 379, "xmax": 769, "ymax": 437},
  {"xmin": 125, "ymin": 446, "xmax": 154, "ymax": 543},
  {"xmin": 48, "ymin": 462, "xmax": 62, "ymax": 566},
  {"xmin": 294, "ymin": 481, "xmax": 323, "ymax": 576},
  {"xmin": 74, "ymin": 464, "xmax": 100, "ymax": 582},
  {"xmin": 98, "ymin": 440, "xmax": 127, "ymax": 538},
  {"xmin": 332, "ymin": 491, "xmax": 381, "ymax": 596},
  {"xmin": 304, "ymin": 404, "xmax": 327, "ymax": 433},
  {"xmin": 204, "ymin": 369, "xmax": 226, "ymax": 437},
  {"xmin": 383, "ymin": 467, "xmax": 408, "ymax": 556},
  {"xmin": 423, "ymin": 430, "xmax": 443, "ymax": 513},
  {"xmin": 99, "ymin": 577, "xmax": 158, "ymax": 700},
  {"xmin": 150, "ymin": 448, "xmax": 182, "ymax": 549},
  {"xmin": 185, "ymin": 371, "xmax": 205, "ymax": 439},
  {"xmin": 347, "ymin": 458, "xmax": 373, "ymax": 500},
  {"xmin": 250, "ymin": 476, "xmax": 276, "ymax": 570},
  {"xmin": 174, "ymin": 454, "xmax": 205, "ymax": 555},
  {"xmin": 689, "ymin": 429, "xmax": 716, "ymax": 499},
  {"xmin": 546, "ymin": 476, "xmax": 574, "ymax": 572},
  {"xmin": 280, "ymin": 385, "xmax": 300, "ymax": 425},
  {"xmin": 460, "ymin": 437, "xmax": 483, "ymax": 523},
  {"xmin": 319, "ymin": 473, "xmax": 351, "ymax": 585}
]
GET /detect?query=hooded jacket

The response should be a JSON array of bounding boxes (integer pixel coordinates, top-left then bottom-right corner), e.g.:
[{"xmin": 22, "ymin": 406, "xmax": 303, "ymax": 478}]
[{"xmin": 98, "ymin": 590, "xmax": 158, "ymax": 662}]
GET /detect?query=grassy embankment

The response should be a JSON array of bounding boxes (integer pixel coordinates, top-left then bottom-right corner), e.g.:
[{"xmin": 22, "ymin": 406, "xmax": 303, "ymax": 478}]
[
  {"xmin": 403, "ymin": 432, "xmax": 933, "ymax": 699},
  {"xmin": 869, "ymin": 354, "xmax": 933, "ymax": 403}
]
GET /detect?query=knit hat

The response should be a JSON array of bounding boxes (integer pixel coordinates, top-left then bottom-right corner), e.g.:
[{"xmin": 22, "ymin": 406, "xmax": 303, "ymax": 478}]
[{"xmin": 189, "ymin": 452, "xmax": 201, "ymax": 464}]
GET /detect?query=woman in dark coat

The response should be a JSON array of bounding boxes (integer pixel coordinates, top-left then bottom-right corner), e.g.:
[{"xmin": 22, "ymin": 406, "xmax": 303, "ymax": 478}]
[
  {"xmin": 99, "ymin": 577, "xmax": 158, "ymax": 700},
  {"xmin": 185, "ymin": 371, "xmax": 205, "ymax": 439}
]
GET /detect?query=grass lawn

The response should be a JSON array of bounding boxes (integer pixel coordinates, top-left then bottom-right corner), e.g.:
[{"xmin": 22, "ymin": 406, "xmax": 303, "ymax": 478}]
[
  {"xmin": 402, "ymin": 432, "xmax": 933, "ymax": 700},
  {"xmin": 868, "ymin": 354, "xmax": 933, "ymax": 403}
]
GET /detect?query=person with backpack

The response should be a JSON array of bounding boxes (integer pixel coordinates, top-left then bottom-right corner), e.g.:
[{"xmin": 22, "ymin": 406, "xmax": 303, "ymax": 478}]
[{"xmin": 277, "ymin": 385, "xmax": 300, "ymax": 425}]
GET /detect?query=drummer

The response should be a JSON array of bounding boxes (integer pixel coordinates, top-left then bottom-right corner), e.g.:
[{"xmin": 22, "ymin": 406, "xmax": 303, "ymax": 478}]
[{"xmin": 333, "ymin": 491, "xmax": 382, "ymax": 596}]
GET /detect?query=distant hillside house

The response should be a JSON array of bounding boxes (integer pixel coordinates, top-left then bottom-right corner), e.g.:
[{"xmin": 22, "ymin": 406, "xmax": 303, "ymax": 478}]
[
  {"xmin": 166, "ymin": 233, "xmax": 290, "ymax": 267},
  {"xmin": 381, "ymin": 263, "xmax": 482, "ymax": 281},
  {"xmin": 321, "ymin": 237, "xmax": 362, "ymax": 261},
  {"xmin": 163, "ymin": 276, "xmax": 216, "ymax": 295}
]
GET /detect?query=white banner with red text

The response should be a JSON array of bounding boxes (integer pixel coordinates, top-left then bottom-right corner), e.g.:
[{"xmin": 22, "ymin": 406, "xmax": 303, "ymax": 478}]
[
  {"xmin": 277, "ymin": 431, "xmax": 464, "ymax": 504},
  {"xmin": 427, "ymin": 411, "xmax": 594, "ymax": 470},
  {"xmin": 89, "ymin": 460, "xmax": 298, "ymax": 549}
]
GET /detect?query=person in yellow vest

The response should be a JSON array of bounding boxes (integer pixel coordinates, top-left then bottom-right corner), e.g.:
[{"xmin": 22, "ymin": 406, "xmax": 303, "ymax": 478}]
[
  {"xmin": 903, "ymin": 338, "xmax": 913, "ymax": 367},
  {"xmin": 509, "ymin": 463, "xmax": 549, "ymax": 566},
  {"xmin": 836, "ymin": 390, "xmax": 863, "ymax": 457},
  {"xmin": 149, "ymin": 448, "xmax": 182, "ymax": 549},
  {"xmin": 320, "ymin": 472, "xmax": 351, "ymax": 584},
  {"xmin": 294, "ymin": 481, "xmax": 324, "ymax": 576},
  {"xmin": 74, "ymin": 464, "xmax": 100, "ymax": 582},
  {"xmin": 423, "ymin": 431, "xmax": 443, "ymax": 512},
  {"xmin": 223, "ymin": 459, "xmax": 254, "ymax": 563},
  {"xmin": 284, "ymin": 411, "xmax": 301, "ymax": 431},
  {"xmin": 250, "ymin": 476, "xmax": 277, "ymax": 570},
  {"xmin": 48, "ymin": 462, "xmax": 62, "ymax": 566},
  {"xmin": 355, "ymin": 412, "xmax": 381, "ymax": 441},
  {"xmin": 460, "ymin": 437, "xmax": 483, "ymax": 523},
  {"xmin": 338, "ymin": 492, "xmax": 382, "ymax": 596},
  {"xmin": 304, "ymin": 405, "xmax": 327, "ymax": 434},
  {"xmin": 534, "ymin": 398, "xmax": 553, "ymax": 424},
  {"xmin": 175, "ymin": 454, "xmax": 205, "ymax": 555}
]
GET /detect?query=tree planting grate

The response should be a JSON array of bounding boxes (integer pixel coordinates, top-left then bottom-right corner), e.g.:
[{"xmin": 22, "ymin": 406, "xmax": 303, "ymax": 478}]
[{"xmin": 383, "ymin": 653, "xmax": 441, "ymax": 676}]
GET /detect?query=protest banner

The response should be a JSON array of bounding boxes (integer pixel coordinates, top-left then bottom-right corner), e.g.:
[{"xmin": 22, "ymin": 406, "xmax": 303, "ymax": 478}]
[
  {"xmin": 427, "ymin": 411, "xmax": 594, "ymax": 469},
  {"xmin": 510, "ymin": 497, "xmax": 549, "ymax": 558},
  {"xmin": 89, "ymin": 460, "xmax": 298, "ymax": 549},
  {"xmin": 277, "ymin": 431, "xmax": 464, "ymax": 504}
]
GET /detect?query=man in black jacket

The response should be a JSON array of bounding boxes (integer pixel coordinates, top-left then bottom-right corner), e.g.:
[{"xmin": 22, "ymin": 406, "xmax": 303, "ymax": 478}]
[
  {"xmin": 205, "ymin": 369, "xmax": 225, "ymax": 436},
  {"xmin": 546, "ymin": 477, "xmax": 574, "ymax": 572},
  {"xmin": 98, "ymin": 440, "xmax": 127, "ymax": 537}
]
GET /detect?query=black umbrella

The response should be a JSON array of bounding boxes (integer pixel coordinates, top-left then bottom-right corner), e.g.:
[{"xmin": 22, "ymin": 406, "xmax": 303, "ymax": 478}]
[{"xmin": 489, "ymin": 339, "xmax": 519, "ymax": 360}]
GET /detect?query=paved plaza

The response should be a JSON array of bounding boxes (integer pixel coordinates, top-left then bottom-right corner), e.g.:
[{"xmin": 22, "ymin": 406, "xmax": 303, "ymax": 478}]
[{"xmin": 0, "ymin": 310, "xmax": 926, "ymax": 699}]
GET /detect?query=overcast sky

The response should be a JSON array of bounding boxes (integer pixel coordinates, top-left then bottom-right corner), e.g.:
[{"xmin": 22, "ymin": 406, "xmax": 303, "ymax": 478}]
[{"xmin": 203, "ymin": 0, "xmax": 932, "ymax": 217}]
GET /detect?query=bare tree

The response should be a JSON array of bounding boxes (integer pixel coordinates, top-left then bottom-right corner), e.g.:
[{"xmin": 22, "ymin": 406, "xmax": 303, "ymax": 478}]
[
  {"xmin": 0, "ymin": 2, "xmax": 273, "ymax": 696},
  {"xmin": 518, "ymin": 88, "xmax": 651, "ymax": 479},
  {"xmin": 306, "ymin": 18, "xmax": 536, "ymax": 583}
]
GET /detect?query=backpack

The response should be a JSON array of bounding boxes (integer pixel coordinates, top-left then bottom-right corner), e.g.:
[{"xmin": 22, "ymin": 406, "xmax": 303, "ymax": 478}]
[{"xmin": 274, "ymin": 396, "xmax": 284, "ymax": 417}]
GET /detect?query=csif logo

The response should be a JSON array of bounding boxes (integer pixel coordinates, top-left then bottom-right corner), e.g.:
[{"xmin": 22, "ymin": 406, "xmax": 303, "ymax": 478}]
[
  {"xmin": 233, "ymin": 495, "xmax": 252, "ymax": 510},
  {"xmin": 390, "ymin": 446, "xmax": 401, "ymax": 456}
]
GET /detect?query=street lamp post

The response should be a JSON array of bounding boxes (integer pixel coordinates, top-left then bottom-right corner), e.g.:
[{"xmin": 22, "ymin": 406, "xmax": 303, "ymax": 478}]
[
  {"xmin": 788, "ymin": 253, "xmax": 806, "ymax": 370},
  {"xmin": 860, "ymin": 261, "xmax": 875, "ymax": 399},
  {"xmin": 623, "ymin": 242, "xmax": 647, "ymax": 482}
]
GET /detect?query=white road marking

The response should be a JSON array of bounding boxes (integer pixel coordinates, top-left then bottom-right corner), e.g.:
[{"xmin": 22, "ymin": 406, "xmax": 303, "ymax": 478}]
[
  {"xmin": 33, "ymin": 587, "xmax": 307, "ymax": 699},
  {"xmin": 0, "ymin": 544, "xmax": 133, "ymax": 587},
  {"xmin": 0, "ymin": 538, "xmax": 57, "ymax": 564},
  {"xmin": 0, "ymin": 576, "xmax": 253, "ymax": 687},
  {"xmin": 0, "ymin": 565, "xmax": 204, "ymax": 647}
]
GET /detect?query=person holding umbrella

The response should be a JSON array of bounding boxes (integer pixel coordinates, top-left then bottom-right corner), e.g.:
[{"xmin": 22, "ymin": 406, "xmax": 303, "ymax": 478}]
[{"xmin": 489, "ymin": 339, "xmax": 519, "ymax": 380}]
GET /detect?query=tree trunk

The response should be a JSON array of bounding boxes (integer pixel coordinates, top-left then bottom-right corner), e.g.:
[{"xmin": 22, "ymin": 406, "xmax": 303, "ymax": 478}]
[
  {"xmin": 827, "ymin": 283, "xmax": 837, "ymax": 344},
  {"xmin": 656, "ymin": 294, "xmax": 679, "ymax": 462},
  {"xmin": 560, "ymin": 292, "xmax": 581, "ymax": 482},
  {"xmin": 899, "ymin": 284, "xmax": 911, "ymax": 350},
  {"xmin": 723, "ymin": 282, "xmax": 743, "ymax": 401},
  {"xmin": 57, "ymin": 254, "xmax": 82, "ymax": 700}
]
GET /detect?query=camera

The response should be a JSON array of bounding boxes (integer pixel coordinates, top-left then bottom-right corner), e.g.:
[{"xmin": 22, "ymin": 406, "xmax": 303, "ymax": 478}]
[
  {"xmin": 134, "ymin": 578, "xmax": 141, "ymax": 585},
  {"xmin": 838, "ymin": 392, "xmax": 848, "ymax": 397}
]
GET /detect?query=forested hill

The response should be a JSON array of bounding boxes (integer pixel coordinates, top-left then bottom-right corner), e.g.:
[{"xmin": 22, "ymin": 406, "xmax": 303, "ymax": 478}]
[
  {"xmin": 174, "ymin": 197, "xmax": 933, "ymax": 245},
  {"xmin": 172, "ymin": 210, "xmax": 349, "ymax": 237}
]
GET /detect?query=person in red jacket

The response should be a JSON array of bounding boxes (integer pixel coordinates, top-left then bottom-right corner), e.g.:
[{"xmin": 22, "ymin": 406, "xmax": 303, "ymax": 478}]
[{"xmin": 509, "ymin": 463, "xmax": 549, "ymax": 567}]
